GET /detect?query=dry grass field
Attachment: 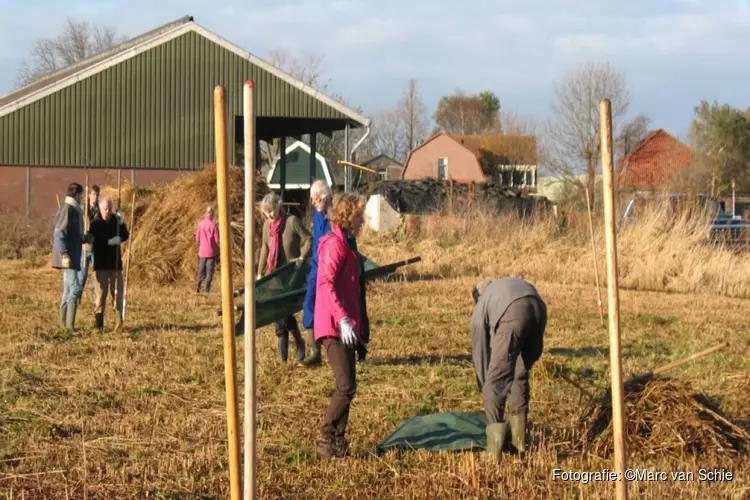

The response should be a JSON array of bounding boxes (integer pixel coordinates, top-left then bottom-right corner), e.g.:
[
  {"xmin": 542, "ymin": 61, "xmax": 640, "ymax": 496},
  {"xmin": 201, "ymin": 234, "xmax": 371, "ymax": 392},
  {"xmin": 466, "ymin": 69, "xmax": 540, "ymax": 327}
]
[{"xmin": 1, "ymin": 203, "xmax": 749, "ymax": 499}]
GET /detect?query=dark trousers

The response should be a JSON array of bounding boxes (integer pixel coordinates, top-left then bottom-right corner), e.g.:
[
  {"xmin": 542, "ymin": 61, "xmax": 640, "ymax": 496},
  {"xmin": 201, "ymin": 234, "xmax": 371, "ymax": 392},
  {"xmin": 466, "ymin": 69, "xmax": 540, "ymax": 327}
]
[
  {"xmin": 482, "ymin": 296, "xmax": 546, "ymax": 424},
  {"xmin": 321, "ymin": 338, "xmax": 357, "ymax": 438},
  {"xmin": 196, "ymin": 257, "xmax": 217, "ymax": 292},
  {"xmin": 275, "ymin": 315, "xmax": 299, "ymax": 336}
]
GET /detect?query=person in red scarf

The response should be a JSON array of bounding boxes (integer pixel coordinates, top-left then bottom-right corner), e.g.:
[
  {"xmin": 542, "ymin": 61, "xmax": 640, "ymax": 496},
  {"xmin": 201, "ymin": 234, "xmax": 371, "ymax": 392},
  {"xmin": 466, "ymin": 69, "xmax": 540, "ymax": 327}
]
[
  {"xmin": 314, "ymin": 193, "xmax": 367, "ymax": 459},
  {"xmin": 257, "ymin": 192, "xmax": 312, "ymax": 361}
]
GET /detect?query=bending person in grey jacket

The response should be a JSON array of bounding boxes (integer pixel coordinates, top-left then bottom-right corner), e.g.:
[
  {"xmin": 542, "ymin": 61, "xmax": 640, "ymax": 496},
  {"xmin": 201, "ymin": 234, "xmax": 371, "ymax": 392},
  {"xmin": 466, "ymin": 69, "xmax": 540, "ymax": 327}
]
[{"xmin": 471, "ymin": 277, "xmax": 547, "ymax": 459}]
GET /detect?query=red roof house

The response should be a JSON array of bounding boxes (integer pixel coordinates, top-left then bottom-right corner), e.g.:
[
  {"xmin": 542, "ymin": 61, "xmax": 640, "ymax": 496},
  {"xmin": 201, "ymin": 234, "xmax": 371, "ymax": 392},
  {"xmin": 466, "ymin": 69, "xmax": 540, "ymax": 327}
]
[{"xmin": 617, "ymin": 129, "xmax": 696, "ymax": 191}]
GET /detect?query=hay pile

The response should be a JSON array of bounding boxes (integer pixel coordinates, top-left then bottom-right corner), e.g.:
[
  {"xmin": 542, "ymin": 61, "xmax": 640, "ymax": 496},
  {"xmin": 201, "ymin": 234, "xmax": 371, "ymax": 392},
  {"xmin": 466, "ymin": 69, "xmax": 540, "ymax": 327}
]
[
  {"xmin": 579, "ymin": 376, "xmax": 749, "ymax": 458},
  {"xmin": 128, "ymin": 164, "xmax": 269, "ymax": 284}
]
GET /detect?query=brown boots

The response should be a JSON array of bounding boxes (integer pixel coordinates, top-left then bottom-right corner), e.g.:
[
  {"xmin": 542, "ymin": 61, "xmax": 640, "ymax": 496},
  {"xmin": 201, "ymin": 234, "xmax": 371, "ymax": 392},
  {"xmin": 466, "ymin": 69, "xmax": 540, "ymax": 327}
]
[{"xmin": 316, "ymin": 435, "xmax": 349, "ymax": 459}]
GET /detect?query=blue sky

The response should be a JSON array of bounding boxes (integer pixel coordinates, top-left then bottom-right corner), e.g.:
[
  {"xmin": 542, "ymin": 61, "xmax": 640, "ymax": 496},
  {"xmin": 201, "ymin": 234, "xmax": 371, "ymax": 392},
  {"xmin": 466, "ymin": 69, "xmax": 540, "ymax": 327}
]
[{"xmin": 1, "ymin": 0, "xmax": 749, "ymax": 140}]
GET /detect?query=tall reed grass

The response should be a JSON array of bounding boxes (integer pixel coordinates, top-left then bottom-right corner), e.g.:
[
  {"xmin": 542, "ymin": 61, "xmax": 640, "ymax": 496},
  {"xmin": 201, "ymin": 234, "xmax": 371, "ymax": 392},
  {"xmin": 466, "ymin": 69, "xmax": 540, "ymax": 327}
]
[{"xmin": 359, "ymin": 197, "xmax": 749, "ymax": 298}]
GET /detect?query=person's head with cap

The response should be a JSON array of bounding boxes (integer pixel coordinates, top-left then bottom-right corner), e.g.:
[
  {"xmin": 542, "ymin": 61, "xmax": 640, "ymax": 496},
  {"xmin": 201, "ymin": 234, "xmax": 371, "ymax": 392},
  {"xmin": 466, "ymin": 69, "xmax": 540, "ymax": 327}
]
[
  {"xmin": 205, "ymin": 205, "xmax": 215, "ymax": 220},
  {"xmin": 472, "ymin": 279, "xmax": 493, "ymax": 304}
]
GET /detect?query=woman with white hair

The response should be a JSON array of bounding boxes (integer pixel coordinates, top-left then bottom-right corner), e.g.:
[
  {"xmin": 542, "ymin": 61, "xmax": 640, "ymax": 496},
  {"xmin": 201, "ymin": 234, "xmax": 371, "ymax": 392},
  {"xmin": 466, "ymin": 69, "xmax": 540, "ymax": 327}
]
[
  {"xmin": 301, "ymin": 180, "xmax": 333, "ymax": 366},
  {"xmin": 257, "ymin": 192, "xmax": 312, "ymax": 361}
]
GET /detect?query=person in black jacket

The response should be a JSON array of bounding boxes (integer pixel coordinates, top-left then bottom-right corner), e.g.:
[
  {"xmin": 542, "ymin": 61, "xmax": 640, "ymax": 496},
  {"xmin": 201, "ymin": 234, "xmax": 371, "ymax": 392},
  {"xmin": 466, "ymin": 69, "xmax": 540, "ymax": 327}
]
[
  {"xmin": 346, "ymin": 233, "xmax": 370, "ymax": 362},
  {"xmin": 87, "ymin": 197, "xmax": 129, "ymax": 332}
]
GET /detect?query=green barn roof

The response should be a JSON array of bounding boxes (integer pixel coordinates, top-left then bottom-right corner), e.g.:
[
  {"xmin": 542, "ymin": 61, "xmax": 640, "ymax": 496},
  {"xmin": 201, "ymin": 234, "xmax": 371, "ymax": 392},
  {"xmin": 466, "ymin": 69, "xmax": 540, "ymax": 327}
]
[{"xmin": 0, "ymin": 15, "xmax": 370, "ymax": 170}]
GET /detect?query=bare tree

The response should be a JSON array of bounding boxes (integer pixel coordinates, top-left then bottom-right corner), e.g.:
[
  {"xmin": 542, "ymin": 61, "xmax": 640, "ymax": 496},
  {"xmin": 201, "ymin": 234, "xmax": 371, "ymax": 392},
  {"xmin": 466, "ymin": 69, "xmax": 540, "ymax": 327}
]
[
  {"xmin": 545, "ymin": 61, "xmax": 630, "ymax": 206},
  {"xmin": 397, "ymin": 78, "xmax": 429, "ymax": 151},
  {"xmin": 370, "ymin": 78, "xmax": 429, "ymax": 162},
  {"xmin": 371, "ymin": 107, "xmax": 407, "ymax": 161},
  {"xmin": 500, "ymin": 110, "xmax": 540, "ymax": 136},
  {"xmin": 616, "ymin": 113, "xmax": 651, "ymax": 159},
  {"xmin": 15, "ymin": 18, "xmax": 125, "ymax": 87}
]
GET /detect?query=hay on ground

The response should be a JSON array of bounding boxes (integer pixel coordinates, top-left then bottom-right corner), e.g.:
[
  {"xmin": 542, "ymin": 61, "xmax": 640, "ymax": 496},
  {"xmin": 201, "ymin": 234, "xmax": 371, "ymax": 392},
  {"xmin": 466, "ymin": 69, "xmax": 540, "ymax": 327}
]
[
  {"xmin": 579, "ymin": 376, "xmax": 749, "ymax": 458},
  {"xmin": 128, "ymin": 164, "xmax": 269, "ymax": 284}
]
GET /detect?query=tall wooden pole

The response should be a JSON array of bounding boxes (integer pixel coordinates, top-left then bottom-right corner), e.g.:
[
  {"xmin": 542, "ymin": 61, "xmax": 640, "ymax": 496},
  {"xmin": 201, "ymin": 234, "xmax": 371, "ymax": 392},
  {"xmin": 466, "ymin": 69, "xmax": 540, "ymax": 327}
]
[
  {"xmin": 584, "ymin": 184, "xmax": 605, "ymax": 326},
  {"xmin": 214, "ymin": 85, "xmax": 242, "ymax": 500},
  {"xmin": 242, "ymin": 81, "xmax": 258, "ymax": 500},
  {"xmin": 84, "ymin": 170, "xmax": 90, "ymax": 265},
  {"xmin": 25, "ymin": 166, "xmax": 31, "ymax": 222},
  {"xmin": 117, "ymin": 170, "xmax": 122, "ymax": 211},
  {"xmin": 122, "ymin": 190, "xmax": 136, "ymax": 321},
  {"xmin": 600, "ymin": 98, "xmax": 628, "ymax": 500}
]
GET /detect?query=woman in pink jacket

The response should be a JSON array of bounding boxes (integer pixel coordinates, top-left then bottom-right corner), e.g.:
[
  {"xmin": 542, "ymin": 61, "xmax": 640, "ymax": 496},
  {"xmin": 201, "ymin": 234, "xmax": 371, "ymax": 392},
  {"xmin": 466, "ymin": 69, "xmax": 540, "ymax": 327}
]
[
  {"xmin": 195, "ymin": 206, "xmax": 220, "ymax": 293},
  {"xmin": 314, "ymin": 193, "xmax": 366, "ymax": 459}
]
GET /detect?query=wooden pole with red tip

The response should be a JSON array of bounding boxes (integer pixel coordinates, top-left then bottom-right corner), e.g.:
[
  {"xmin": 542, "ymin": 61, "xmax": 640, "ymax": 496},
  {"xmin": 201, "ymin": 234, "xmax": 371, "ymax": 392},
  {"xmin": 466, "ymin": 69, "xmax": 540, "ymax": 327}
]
[
  {"xmin": 242, "ymin": 80, "xmax": 258, "ymax": 500},
  {"xmin": 214, "ymin": 85, "xmax": 242, "ymax": 500}
]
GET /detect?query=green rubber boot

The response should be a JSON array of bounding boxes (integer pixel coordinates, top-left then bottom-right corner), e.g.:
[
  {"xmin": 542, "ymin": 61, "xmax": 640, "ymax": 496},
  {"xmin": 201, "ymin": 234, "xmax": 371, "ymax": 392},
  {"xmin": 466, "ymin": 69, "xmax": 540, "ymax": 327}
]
[
  {"xmin": 60, "ymin": 305, "xmax": 68, "ymax": 329},
  {"xmin": 64, "ymin": 301, "xmax": 78, "ymax": 332},
  {"xmin": 301, "ymin": 329, "xmax": 321, "ymax": 366},
  {"xmin": 485, "ymin": 422, "xmax": 508, "ymax": 460},
  {"xmin": 509, "ymin": 412, "xmax": 527, "ymax": 454}
]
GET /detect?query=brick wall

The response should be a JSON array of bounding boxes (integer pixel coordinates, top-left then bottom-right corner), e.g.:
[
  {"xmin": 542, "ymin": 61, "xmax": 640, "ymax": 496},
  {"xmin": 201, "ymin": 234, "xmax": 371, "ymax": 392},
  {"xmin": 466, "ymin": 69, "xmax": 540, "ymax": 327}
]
[{"xmin": 0, "ymin": 166, "xmax": 189, "ymax": 219}]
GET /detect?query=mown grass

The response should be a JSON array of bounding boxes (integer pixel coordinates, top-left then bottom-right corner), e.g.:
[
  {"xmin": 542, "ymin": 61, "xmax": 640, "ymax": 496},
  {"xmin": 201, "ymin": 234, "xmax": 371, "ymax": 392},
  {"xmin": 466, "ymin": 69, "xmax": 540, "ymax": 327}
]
[{"xmin": 0, "ymin": 245, "xmax": 748, "ymax": 499}]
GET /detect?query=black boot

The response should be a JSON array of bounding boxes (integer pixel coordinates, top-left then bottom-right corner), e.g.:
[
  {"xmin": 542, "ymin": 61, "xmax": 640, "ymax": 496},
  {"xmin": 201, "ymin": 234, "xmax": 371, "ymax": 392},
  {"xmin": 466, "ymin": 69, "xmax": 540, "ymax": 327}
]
[
  {"xmin": 290, "ymin": 327, "xmax": 306, "ymax": 362},
  {"xmin": 95, "ymin": 313, "xmax": 104, "ymax": 333},
  {"xmin": 277, "ymin": 333, "xmax": 289, "ymax": 362}
]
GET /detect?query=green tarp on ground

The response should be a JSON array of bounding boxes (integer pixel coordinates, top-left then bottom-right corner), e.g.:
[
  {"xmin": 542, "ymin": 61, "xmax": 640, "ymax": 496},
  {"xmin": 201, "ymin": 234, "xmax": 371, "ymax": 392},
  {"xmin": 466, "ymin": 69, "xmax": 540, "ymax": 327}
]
[{"xmin": 376, "ymin": 412, "xmax": 487, "ymax": 453}]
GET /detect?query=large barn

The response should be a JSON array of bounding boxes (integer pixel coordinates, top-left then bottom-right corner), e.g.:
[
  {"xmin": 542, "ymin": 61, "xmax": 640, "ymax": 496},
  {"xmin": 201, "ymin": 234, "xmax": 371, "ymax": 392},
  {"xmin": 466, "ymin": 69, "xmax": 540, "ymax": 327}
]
[{"xmin": 0, "ymin": 15, "xmax": 370, "ymax": 218}]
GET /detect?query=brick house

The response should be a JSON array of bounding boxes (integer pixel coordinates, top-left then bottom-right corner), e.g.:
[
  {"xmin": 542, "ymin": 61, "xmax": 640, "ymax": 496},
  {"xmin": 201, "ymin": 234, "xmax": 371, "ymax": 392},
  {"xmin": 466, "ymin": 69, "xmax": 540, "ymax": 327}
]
[
  {"xmin": 400, "ymin": 132, "xmax": 537, "ymax": 188},
  {"xmin": 617, "ymin": 129, "xmax": 696, "ymax": 191}
]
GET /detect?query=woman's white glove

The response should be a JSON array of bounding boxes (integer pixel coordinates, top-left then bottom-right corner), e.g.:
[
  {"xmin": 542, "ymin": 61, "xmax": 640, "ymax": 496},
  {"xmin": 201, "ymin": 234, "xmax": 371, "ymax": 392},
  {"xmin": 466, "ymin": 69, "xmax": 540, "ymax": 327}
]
[{"xmin": 339, "ymin": 317, "xmax": 357, "ymax": 347}]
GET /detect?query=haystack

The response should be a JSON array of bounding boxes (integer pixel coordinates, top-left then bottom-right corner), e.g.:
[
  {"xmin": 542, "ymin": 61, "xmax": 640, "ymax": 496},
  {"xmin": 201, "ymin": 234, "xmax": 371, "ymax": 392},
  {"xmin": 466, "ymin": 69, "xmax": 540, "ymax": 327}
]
[
  {"xmin": 128, "ymin": 164, "xmax": 269, "ymax": 284},
  {"xmin": 579, "ymin": 376, "xmax": 749, "ymax": 458}
]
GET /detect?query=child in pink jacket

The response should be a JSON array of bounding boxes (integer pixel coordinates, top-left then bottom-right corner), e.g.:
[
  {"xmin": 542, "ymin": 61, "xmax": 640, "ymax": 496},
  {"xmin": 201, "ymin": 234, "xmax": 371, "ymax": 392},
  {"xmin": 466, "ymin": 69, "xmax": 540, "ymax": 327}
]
[
  {"xmin": 195, "ymin": 206, "xmax": 220, "ymax": 293},
  {"xmin": 314, "ymin": 193, "xmax": 367, "ymax": 459}
]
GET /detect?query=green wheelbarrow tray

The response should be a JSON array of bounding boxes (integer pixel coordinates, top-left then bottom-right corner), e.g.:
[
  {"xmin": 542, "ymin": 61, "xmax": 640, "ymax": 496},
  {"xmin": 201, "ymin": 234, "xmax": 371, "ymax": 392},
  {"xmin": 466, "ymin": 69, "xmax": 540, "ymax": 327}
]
[{"xmin": 230, "ymin": 255, "xmax": 421, "ymax": 332}]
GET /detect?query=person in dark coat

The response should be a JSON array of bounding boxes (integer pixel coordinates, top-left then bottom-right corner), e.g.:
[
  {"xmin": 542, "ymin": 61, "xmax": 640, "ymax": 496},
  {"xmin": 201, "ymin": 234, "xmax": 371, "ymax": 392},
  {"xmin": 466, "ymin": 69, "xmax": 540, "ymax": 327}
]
[
  {"xmin": 80, "ymin": 184, "xmax": 101, "ymax": 304},
  {"xmin": 87, "ymin": 197, "xmax": 129, "ymax": 332},
  {"xmin": 471, "ymin": 277, "xmax": 547, "ymax": 459},
  {"xmin": 52, "ymin": 182, "xmax": 89, "ymax": 331}
]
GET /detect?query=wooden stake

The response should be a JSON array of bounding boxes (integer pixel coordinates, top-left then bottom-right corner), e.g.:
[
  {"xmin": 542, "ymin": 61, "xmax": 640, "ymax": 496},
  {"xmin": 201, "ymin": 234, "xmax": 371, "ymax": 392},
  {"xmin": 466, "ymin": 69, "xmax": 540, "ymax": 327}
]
[
  {"xmin": 214, "ymin": 85, "xmax": 242, "ymax": 500},
  {"xmin": 117, "ymin": 169, "xmax": 122, "ymax": 211},
  {"xmin": 584, "ymin": 184, "xmax": 605, "ymax": 326},
  {"xmin": 651, "ymin": 342, "xmax": 729, "ymax": 377},
  {"xmin": 84, "ymin": 170, "xmax": 90, "ymax": 261},
  {"xmin": 600, "ymin": 98, "xmax": 628, "ymax": 500},
  {"xmin": 122, "ymin": 190, "xmax": 136, "ymax": 321},
  {"xmin": 242, "ymin": 80, "xmax": 258, "ymax": 500}
]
